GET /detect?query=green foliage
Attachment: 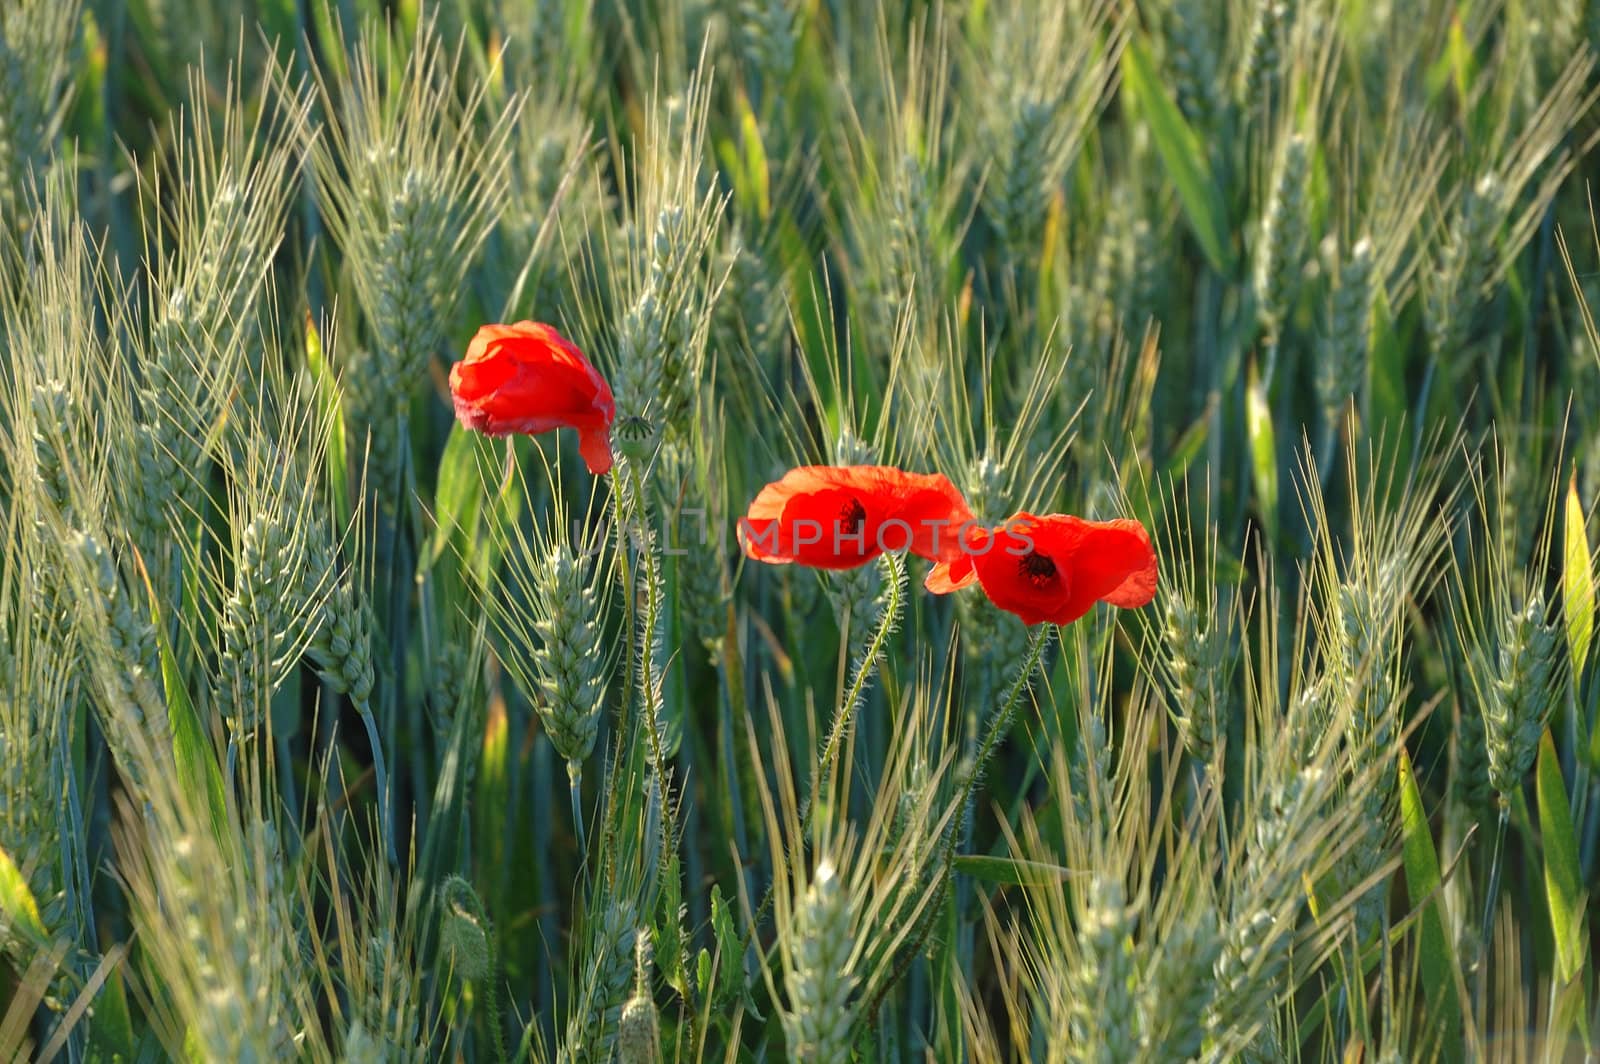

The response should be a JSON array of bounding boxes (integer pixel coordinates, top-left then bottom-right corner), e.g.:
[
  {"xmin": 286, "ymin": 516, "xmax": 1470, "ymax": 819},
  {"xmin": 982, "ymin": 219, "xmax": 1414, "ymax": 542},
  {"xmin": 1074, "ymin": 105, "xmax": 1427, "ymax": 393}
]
[{"xmin": 1, "ymin": 0, "xmax": 1599, "ymax": 1060}]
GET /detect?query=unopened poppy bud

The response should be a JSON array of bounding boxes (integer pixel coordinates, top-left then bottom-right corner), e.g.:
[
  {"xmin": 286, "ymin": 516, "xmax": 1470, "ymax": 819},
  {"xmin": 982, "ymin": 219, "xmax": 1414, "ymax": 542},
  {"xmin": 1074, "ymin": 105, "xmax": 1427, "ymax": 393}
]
[
  {"xmin": 617, "ymin": 994, "xmax": 660, "ymax": 1063},
  {"xmin": 437, "ymin": 875, "xmax": 492, "ymax": 982}
]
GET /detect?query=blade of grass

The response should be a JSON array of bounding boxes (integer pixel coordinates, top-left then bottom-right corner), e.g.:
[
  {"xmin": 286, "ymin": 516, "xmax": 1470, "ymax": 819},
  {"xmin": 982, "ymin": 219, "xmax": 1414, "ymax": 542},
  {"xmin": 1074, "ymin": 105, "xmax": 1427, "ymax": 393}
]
[
  {"xmin": 1565, "ymin": 470, "xmax": 1593, "ymax": 674},
  {"xmin": 305, "ymin": 313, "xmax": 351, "ymax": 535},
  {"xmin": 1246, "ymin": 359, "xmax": 1279, "ymax": 544},
  {"xmin": 0, "ymin": 844, "xmax": 45, "ymax": 943},
  {"xmin": 1398, "ymin": 746, "xmax": 1464, "ymax": 1062},
  {"xmin": 1119, "ymin": 34, "xmax": 1231, "ymax": 273},
  {"xmin": 1537, "ymin": 729, "xmax": 1587, "ymax": 986},
  {"xmin": 952, "ymin": 854, "xmax": 1071, "ymax": 887}
]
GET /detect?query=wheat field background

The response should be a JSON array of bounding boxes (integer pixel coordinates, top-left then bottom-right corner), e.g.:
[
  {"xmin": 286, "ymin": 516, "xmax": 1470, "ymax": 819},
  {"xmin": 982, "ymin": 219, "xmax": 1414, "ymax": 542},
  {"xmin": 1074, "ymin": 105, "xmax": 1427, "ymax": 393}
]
[{"xmin": 2, "ymin": 0, "xmax": 1600, "ymax": 1060}]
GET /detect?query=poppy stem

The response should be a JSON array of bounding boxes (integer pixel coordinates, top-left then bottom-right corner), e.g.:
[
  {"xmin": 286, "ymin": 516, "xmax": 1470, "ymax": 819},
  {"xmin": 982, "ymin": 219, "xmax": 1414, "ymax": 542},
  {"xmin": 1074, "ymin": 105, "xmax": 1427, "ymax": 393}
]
[
  {"xmin": 867, "ymin": 624, "xmax": 1054, "ymax": 1022},
  {"xmin": 617, "ymin": 455, "xmax": 699, "ymax": 1044},
  {"xmin": 812, "ymin": 552, "xmax": 906, "ymax": 827},
  {"xmin": 963, "ymin": 625, "xmax": 1054, "ymax": 815},
  {"xmin": 739, "ymin": 554, "xmax": 914, "ymax": 973}
]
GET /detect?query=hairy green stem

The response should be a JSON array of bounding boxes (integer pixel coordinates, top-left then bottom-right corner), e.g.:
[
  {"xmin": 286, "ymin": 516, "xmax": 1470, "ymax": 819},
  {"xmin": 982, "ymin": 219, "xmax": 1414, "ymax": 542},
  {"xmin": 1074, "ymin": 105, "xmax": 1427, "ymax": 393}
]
[
  {"xmin": 868, "ymin": 624, "xmax": 1053, "ymax": 1020},
  {"xmin": 812, "ymin": 552, "xmax": 905, "ymax": 823},
  {"xmin": 616, "ymin": 458, "xmax": 697, "ymax": 1049},
  {"xmin": 957, "ymin": 626, "xmax": 1054, "ymax": 818}
]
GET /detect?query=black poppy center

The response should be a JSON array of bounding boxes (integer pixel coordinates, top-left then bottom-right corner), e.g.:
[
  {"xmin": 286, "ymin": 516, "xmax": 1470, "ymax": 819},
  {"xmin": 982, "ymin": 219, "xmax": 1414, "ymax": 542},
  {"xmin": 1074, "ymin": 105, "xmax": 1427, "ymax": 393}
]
[
  {"xmin": 839, "ymin": 497, "xmax": 868, "ymax": 537},
  {"xmin": 1019, "ymin": 552, "xmax": 1059, "ymax": 588}
]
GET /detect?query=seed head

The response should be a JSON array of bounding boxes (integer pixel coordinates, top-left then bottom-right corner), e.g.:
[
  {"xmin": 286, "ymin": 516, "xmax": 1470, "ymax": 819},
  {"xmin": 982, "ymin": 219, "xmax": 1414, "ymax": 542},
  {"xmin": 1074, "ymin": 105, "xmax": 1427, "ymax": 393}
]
[
  {"xmin": 782, "ymin": 860, "xmax": 857, "ymax": 1064},
  {"xmin": 437, "ymin": 876, "xmax": 493, "ymax": 983},
  {"xmin": 1483, "ymin": 593, "xmax": 1560, "ymax": 797}
]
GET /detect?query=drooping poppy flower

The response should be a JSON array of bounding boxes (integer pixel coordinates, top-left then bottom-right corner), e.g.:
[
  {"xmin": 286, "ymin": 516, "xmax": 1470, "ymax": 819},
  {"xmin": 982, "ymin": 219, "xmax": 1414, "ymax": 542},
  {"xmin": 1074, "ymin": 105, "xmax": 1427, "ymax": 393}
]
[
  {"xmin": 926, "ymin": 512, "xmax": 1157, "ymax": 626},
  {"xmin": 739, "ymin": 465, "xmax": 977, "ymax": 570},
  {"xmin": 449, "ymin": 321, "xmax": 616, "ymax": 475}
]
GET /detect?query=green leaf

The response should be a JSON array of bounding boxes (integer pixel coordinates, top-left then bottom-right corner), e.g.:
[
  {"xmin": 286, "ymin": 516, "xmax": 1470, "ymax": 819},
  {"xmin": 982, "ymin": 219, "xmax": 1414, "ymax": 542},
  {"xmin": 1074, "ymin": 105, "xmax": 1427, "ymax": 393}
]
[
  {"xmin": 1565, "ymin": 471, "xmax": 1593, "ymax": 674},
  {"xmin": 1036, "ymin": 190, "xmax": 1065, "ymax": 322},
  {"xmin": 0, "ymin": 843, "xmax": 45, "ymax": 944},
  {"xmin": 739, "ymin": 91, "xmax": 771, "ymax": 222},
  {"xmin": 255, "ymin": 0, "xmax": 300, "ymax": 52},
  {"xmin": 657, "ymin": 850, "xmax": 689, "ymax": 998},
  {"xmin": 1537, "ymin": 729, "xmax": 1587, "ymax": 985},
  {"xmin": 1398, "ymin": 748, "xmax": 1463, "ymax": 1060},
  {"xmin": 305, "ymin": 313, "xmax": 351, "ymax": 535},
  {"xmin": 307, "ymin": 0, "xmax": 352, "ymax": 82},
  {"xmin": 963, "ymin": 0, "xmax": 990, "ymax": 39},
  {"xmin": 1119, "ymin": 36, "xmax": 1231, "ymax": 273},
  {"xmin": 481, "ymin": 437, "xmax": 529, "ymax": 586},
  {"xmin": 65, "ymin": 11, "xmax": 109, "ymax": 146},
  {"xmin": 145, "ymin": 579, "xmax": 228, "ymax": 841},
  {"xmin": 710, "ymin": 884, "xmax": 738, "ymax": 960},
  {"xmin": 87, "ymin": 951, "xmax": 137, "ymax": 1060},
  {"xmin": 1367, "ymin": 290, "xmax": 1407, "ymax": 437},
  {"xmin": 475, "ymin": 700, "xmax": 510, "ymax": 927},
  {"xmin": 1163, "ymin": 396, "xmax": 1215, "ymax": 478},
  {"xmin": 711, "ymin": 884, "xmax": 763, "ymax": 1019},
  {"xmin": 696, "ymin": 947, "xmax": 713, "ymax": 1005},
  {"xmin": 953, "ymin": 854, "xmax": 1070, "ymax": 887},
  {"xmin": 1591, "ymin": 705, "xmax": 1600, "ymax": 774},
  {"xmin": 394, "ymin": 0, "xmax": 421, "ymax": 41},
  {"xmin": 1426, "ymin": 15, "xmax": 1476, "ymax": 109},
  {"xmin": 183, "ymin": 1023, "xmax": 208, "ymax": 1064},
  {"xmin": 429, "ymin": 424, "xmax": 490, "ymax": 568},
  {"xmin": 714, "ymin": 136, "xmax": 749, "ymax": 212},
  {"xmin": 1245, "ymin": 362, "xmax": 1278, "ymax": 543}
]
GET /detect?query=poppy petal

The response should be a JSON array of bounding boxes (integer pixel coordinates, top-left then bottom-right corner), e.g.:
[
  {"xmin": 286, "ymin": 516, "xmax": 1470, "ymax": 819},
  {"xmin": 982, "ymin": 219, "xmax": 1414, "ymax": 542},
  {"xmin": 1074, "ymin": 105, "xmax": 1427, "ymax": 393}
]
[
  {"xmin": 924, "ymin": 553, "xmax": 977, "ymax": 593},
  {"xmin": 963, "ymin": 513, "xmax": 1158, "ymax": 626},
  {"xmin": 738, "ymin": 464, "xmax": 976, "ymax": 570},
  {"xmin": 577, "ymin": 427, "xmax": 615, "ymax": 475},
  {"xmin": 736, "ymin": 518, "xmax": 791, "ymax": 564},
  {"xmin": 448, "ymin": 321, "xmax": 616, "ymax": 475},
  {"xmin": 1085, "ymin": 519, "xmax": 1159, "ymax": 607}
]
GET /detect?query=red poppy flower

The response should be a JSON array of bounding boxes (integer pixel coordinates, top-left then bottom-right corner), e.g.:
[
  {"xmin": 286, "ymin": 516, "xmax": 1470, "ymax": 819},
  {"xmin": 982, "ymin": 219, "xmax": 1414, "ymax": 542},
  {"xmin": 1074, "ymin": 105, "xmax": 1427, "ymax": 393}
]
[
  {"xmin": 739, "ymin": 465, "xmax": 977, "ymax": 570},
  {"xmin": 449, "ymin": 321, "xmax": 616, "ymax": 475},
  {"xmin": 926, "ymin": 512, "xmax": 1157, "ymax": 626}
]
